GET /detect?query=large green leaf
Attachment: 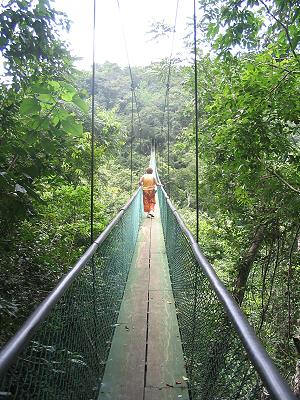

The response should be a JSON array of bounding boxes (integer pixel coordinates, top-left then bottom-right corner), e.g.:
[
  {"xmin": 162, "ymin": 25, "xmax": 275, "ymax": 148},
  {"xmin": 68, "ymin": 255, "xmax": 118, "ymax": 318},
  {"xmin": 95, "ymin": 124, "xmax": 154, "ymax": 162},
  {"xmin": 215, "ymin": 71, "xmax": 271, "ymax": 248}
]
[
  {"xmin": 61, "ymin": 92, "xmax": 74, "ymax": 102},
  {"xmin": 61, "ymin": 117, "xmax": 83, "ymax": 137},
  {"xmin": 72, "ymin": 95, "xmax": 88, "ymax": 113},
  {"xmin": 38, "ymin": 93, "xmax": 55, "ymax": 103},
  {"xmin": 20, "ymin": 98, "xmax": 41, "ymax": 115},
  {"xmin": 31, "ymin": 84, "xmax": 52, "ymax": 95},
  {"xmin": 56, "ymin": 109, "xmax": 70, "ymax": 121},
  {"xmin": 60, "ymin": 82, "xmax": 76, "ymax": 94},
  {"xmin": 60, "ymin": 82, "xmax": 77, "ymax": 102},
  {"xmin": 48, "ymin": 81, "xmax": 61, "ymax": 91}
]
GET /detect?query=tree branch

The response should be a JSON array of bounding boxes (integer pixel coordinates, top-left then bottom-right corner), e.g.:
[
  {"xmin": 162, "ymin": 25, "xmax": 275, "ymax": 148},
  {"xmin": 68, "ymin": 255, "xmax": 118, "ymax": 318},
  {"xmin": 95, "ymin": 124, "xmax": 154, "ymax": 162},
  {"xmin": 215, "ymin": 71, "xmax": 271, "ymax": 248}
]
[
  {"xmin": 270, "ymin": 68, "xmax": 298, "ymax": 94},
  {"xmin": 288, "ymin": 223, "xmax": 300, "ymax": 338},
  {"xmin": 233, "ymin": 224, "xmax": 265, "ymax": 305},
  {"xmin": 258, "ymin": 0, "xmax": 300, "ymax": 64},
  {"xmin": 259, "ymin": 157, "xmax": 300, "ymax": 194},
  {"xmin": 6, "ymin": 154, "xmax": 18, "ymax": 173},
  {"xmin": 258, "ymin": 234, "xmax": 281, "ymax": 332},
  {"xmin": 258, "ymin": 239, "xmax": 274, "ymax": 332},
  {"xmin": 266, "ymin": 166, "xmax": 300, "ymax": 195}
]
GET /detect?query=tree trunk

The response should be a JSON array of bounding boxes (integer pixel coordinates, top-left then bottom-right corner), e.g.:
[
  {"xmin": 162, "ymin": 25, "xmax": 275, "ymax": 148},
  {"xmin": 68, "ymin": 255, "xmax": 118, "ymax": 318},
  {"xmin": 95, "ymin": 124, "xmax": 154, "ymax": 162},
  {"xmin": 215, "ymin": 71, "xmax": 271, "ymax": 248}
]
[
  {"xmin": 233, "ymin": 225, "xmax": 265, "ymax": 305},
  {"xmin": 293, "ymin": 360, "xmax": 300, "ymax": 398},
  {"xmin": 293, "ymin": 337, "xmax": 300, "ymax": 398}
]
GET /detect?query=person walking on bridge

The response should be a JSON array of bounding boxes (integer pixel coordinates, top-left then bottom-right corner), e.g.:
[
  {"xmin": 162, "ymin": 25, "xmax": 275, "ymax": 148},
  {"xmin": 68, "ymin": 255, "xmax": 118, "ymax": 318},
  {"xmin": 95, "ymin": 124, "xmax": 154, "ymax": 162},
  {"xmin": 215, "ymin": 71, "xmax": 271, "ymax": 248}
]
[{"xmin": 139, "ymin": 167, "xmax": 160, "ymax": 218}]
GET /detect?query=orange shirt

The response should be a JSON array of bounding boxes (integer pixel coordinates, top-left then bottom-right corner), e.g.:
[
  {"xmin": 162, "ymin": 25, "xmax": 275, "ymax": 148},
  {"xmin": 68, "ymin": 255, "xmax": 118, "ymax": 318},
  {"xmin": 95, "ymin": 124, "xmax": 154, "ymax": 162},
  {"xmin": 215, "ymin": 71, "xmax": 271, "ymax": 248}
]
[{"xmin": 140, "ymin": 174, "xmax": 156, "ymax": 191}]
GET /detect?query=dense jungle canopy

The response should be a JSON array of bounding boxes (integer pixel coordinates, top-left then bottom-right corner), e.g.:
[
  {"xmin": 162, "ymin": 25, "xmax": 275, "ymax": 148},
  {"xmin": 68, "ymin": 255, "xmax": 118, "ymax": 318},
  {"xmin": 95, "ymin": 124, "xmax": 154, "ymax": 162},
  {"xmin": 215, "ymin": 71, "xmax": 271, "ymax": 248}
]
[{"xmin": 0, "ymin": 0, "xmax": 299, "ymax": 396}]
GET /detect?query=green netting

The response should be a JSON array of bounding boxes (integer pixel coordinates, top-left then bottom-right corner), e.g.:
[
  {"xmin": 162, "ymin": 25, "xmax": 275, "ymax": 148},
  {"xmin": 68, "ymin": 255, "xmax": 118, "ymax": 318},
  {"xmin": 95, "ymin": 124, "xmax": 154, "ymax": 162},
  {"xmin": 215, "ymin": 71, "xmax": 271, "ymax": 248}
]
[
  {"xmin": 158, "ymin": 187, "xmax": 263, "ymax": 400},
  {"xmin": 0, "ymin": 190, "xmax": 142, "ymax": 400}
]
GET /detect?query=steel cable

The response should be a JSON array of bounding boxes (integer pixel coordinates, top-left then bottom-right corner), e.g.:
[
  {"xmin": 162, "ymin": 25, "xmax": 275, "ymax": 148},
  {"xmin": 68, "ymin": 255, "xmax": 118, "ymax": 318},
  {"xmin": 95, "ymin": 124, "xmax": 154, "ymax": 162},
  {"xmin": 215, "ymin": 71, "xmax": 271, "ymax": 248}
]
[
  {"xmin": 160, "ymin": 0, "xmax": 180, "ymax": 197},
  {"xmin": 116, "ymin": 0, "xmax": 143, "ymax": 173}
]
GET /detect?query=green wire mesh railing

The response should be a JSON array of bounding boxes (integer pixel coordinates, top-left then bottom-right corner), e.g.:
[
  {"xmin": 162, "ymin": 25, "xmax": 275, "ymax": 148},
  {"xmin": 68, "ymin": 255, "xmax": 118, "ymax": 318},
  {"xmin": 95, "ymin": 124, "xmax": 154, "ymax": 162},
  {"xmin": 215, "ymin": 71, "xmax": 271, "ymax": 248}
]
[
  {"xmin": 157, "ymin": 186, "xmax": 295, "ymax": 400},
  {"xmin": 0, "ymin": 151, "xmax": 297, "ymax": 400},
  {"xmin": 0, "ymin": 190, "xmax": 142, "ymax": 400}
]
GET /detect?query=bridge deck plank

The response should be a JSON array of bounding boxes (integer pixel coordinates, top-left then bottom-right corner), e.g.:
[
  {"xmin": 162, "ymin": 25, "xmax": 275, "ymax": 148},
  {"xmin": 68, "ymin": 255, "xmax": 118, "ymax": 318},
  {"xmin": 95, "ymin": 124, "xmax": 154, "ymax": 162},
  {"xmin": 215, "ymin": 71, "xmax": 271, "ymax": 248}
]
[
  {"xmin": 98, "ymin": 219, "xmax": 150, "ymax": 400},
  {"xmin": 98, "ymin": 202, "xmax": 189, "ymax": 400}
]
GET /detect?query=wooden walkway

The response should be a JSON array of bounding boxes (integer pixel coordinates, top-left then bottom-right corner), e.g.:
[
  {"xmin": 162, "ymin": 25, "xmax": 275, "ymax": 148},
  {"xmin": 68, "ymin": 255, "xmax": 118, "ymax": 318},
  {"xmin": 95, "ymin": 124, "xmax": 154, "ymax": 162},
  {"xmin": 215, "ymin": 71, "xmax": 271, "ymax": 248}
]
[{"xmin": 98, "ymin": 203, "xmax": 189, "ymax": 400}]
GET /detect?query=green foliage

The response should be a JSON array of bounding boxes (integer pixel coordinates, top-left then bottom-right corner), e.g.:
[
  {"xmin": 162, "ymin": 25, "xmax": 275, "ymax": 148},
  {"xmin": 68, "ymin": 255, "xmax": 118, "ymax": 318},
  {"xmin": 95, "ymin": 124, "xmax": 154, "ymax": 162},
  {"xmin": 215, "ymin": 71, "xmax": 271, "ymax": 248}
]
[
  {"xmin": 20, "ymin": 97, "xmax": 41, "ymax": 114},
  {"xmin": 196, "ymin": 53, "xmax": 300, "ymax": 225},
  {"xmin": 0, "ymin": 83, "xmax": 85, "ymax": 233},
  {"xmin": 0, "ymin": 0, "xmax": 72, "ymax": 88},
  {"xmin": 166, "ymin": 0, "xmax": 300, "ymax": 384},
  {"xmin": 0, "ymin": 166, "xmax": 131, "ymax": 346},
  {"xmin": 1, "ymin": 0, "xmax": 299, "ymax": 390},
  {"xmin": 78, "ymin": 61, "xmax": 191, "ymax": 154},
  {"xmin": 0, "ymin": 0, "xmax": 130, "ymax": 350},
  {"xmin": 0, "ymin": 0, "xmax": 92, "ymax": 234},
  {"xmin": 199, "ymin": 0, "xmax": 300, "ymax": 59}
]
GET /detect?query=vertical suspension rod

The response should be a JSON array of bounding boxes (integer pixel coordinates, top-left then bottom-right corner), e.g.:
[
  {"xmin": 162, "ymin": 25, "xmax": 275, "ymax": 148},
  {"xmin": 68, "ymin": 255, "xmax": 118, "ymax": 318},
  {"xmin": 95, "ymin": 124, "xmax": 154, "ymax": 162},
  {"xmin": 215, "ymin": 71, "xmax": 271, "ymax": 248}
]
[
  {"xmin": 90, "ymin": 0, "xmax": 100, "ymax": 366},
  {"xmin": 116, "ymin": 0, "xmax": 143, "ymax": 180},
  {"xmin": 167, "ymin": 84, "xmax": 170, "ymax": 196},
  {"xmin": 139, "ymin": 127, "xmax": 142, "ymax": 174},
  {"xmin": 163, "ymin": 0, "xmax": 179, "ymax": 197},
  {"xmin": 91, "ymin": 0, "xmax": 96, "ymax": 244},
  {"xmin": 189, "ymin": 0, "xmax": 200, "ymax": 390},
  {"xmin": 193, "ymin": 0, "xmax": 200, "ymax": 243},
  {"xmin": 131, "ymin": 85, "xmax": 134, "ymax": 192}
]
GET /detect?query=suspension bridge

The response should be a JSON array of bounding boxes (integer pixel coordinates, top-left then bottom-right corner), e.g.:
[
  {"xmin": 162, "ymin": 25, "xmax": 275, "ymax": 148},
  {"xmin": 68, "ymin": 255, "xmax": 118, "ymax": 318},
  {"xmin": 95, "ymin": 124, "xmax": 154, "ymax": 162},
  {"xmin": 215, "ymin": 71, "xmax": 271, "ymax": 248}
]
[
  {"xmin": 0, "ymin": 1, "xmax": 298, "ymax": 399},
  {"xmin": 0, "ymin": 150, "xmax": 297, "ymax": 399}
]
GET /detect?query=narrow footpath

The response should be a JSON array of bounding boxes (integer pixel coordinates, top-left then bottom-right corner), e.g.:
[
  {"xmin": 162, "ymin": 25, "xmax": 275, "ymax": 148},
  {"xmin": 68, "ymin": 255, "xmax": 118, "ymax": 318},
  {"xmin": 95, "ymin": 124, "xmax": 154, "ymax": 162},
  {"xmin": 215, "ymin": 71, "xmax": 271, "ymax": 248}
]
[{"xmin": 98, "ymin": 202, "xmax": 189, "ymax": 400}]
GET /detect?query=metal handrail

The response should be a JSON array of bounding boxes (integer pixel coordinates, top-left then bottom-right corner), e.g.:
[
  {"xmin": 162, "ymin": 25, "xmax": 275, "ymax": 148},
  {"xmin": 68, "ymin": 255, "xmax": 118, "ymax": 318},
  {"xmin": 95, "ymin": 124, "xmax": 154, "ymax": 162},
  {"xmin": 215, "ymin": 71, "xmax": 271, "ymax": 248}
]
[
  {"xmin": 152, "ymin": 151, "xmax": 296, "ymax": 400},
  {"xmin": 1, "ymin": 147, "xmax": 297, "ymax": 400},
  {"xmin": 0, "ymin": 188, "xmax": 141, "ymax": 377}
]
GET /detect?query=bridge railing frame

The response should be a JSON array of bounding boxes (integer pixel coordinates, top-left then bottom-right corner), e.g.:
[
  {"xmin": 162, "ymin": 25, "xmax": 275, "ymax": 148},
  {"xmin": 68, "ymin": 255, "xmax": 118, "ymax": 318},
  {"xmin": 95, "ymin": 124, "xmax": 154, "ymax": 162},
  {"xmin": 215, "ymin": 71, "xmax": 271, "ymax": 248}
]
[
  {"xmin": 0, "ymin": 188, "xmax": 141, "ymax": 379},
  {"xmin": 153, "ymin": 149, "xmax": 296, "ymax": 400}
]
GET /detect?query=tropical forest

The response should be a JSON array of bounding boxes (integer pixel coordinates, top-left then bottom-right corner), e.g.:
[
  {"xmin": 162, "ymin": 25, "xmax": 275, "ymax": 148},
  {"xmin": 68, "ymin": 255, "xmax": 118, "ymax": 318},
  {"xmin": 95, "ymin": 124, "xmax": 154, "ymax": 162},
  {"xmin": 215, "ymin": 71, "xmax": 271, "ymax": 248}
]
[{"xmin": 0, "ymin": 0, "xmax": 299, "ymax": 399}]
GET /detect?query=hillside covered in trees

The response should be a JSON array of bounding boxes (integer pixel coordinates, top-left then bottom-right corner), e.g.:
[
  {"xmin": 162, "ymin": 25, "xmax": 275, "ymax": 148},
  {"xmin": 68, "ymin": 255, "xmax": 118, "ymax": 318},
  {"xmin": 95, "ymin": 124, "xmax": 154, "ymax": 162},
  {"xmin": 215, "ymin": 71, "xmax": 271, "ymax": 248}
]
[{"xmin": 0, "ymin": 0, "xmax": 299, "ymax": 396}]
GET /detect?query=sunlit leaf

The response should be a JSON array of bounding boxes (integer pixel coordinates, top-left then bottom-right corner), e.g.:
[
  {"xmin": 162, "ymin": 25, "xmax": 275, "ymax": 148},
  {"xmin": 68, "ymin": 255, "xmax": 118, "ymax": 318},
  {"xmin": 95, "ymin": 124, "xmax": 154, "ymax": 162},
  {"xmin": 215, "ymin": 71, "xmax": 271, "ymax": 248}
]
[
  {"xmin": 38, "ymin": 93, "xmax": 54, "ymax": 103},
  {"xmin": 61, "ymin": 92, "xmax": 74, "ymax": 102},
  {"xmin": 62, "ymin": 117, "xmax": 83, "ymax": 137}
]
